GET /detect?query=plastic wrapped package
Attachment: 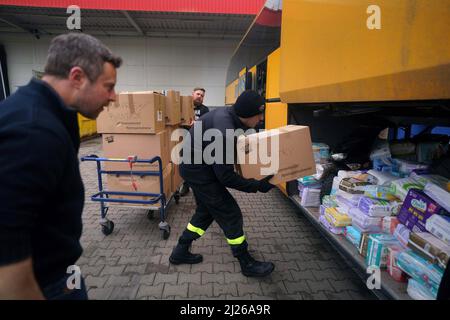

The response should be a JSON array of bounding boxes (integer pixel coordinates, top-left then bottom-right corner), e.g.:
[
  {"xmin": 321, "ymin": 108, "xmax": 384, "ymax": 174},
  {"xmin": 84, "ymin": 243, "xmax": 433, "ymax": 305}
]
[
  {"xmin": 423, "ymin": 182, "xmax": 450, "ymax": 214},
  {"xmin": 408, "ymin": 232, "xmax": 450, "ymax": 269},
  {"xmin": 410, "ymin": 172, "xmax": 449, "ymax": 191},
  {"xmin": 319, "ymin": 215, "xmax": 345, "ymax": 235},
  {"xmin": 387, "ymin": 245, "xmax": 408, "ymax": 282},
  {"xmin": 392, "ymin": 158, "xmax": 428, "ymax": 177},
  {"xmin": 300, "ymin": 187, "xmax": 321, "ymax": 207},
  {"xmin": 397, "ymin": 250, "xmax": 444, "ymax": 296},
  {"xmin": 394, "ymin": 224, "xmax": 411, "ymax": 248},
  {"xmin": 390, "ymin": 177, "xmax": 425, "ymax": 201},
  {"xmin": 348, "ymin": 208, "xmax": 382, "ymax": 233},
  {"xmin": 425, "ymin": 214, "xmax": 450, "ymax": 246},
  {"xmin": 358, "ymin": 196, "xmax": 393, "ymax": 217},
  {"xmin": 397, "ymin": 189, "xmax": 447, "ymax": 233},
  {"xmin": 324, "ymin": 207, "xmax": 352, "ymax": 228},
  {"xmin": 366, "ymin": 234, "xmax": 400, "ymax": 268},
  {"xmin": 382, "ymin": 216, "xmax": 400, "ymax": 235},
  {"xmin": 407, "ymin": 278, "xmax": 436, "ymax": 300},
  {"xmin": 364, "ymin": 185, "xmax": 398, "ymax": 201},
  {"xmin": 339, "ymin": 178, "xmax": 372, "ymax": 194},
  {"xmin": 344, "ymin": 226, "xmax": 363, "ymax": 248},
  {"xmin": 312, "ymin": 143, "xmax": 330, "ymax": 164},
  {"xmin": 322, "ymin": 195, "xmax": 338, "ymax": 207},
  {"xmin": 297, "ymin": 175, "xmax": 321, "ymax": 188},
  {"xmin": 367, "ymin": 169, "xmax": 399, "ymax": 186}
]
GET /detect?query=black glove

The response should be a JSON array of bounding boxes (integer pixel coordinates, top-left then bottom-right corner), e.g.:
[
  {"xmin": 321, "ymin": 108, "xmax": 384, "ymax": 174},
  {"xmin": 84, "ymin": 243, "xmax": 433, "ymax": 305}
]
[{"xmin": 258, "ymin": 175, "xmax": 275, "ymax": 193}]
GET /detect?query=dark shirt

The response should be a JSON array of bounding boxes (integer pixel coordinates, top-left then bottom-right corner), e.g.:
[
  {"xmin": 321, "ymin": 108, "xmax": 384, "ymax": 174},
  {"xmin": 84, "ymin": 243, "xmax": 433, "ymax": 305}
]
[
  {"xmin": 0, "ymin": 78, "xmax": 84, "ymax": 288},
  {"xmin": 180, "ymin": 107, "xmax": 259, "ymax": 193},
  {"xmin": 194, "ymin": 104, "xmax": 209, "ymax": 120}
]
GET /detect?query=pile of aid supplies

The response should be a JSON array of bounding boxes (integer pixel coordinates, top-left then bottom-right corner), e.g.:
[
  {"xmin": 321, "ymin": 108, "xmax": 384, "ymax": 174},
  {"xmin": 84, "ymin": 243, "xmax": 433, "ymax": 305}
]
[{"xmin": 297, "ymin": 139, "xmax": 450, "ymax": 300}]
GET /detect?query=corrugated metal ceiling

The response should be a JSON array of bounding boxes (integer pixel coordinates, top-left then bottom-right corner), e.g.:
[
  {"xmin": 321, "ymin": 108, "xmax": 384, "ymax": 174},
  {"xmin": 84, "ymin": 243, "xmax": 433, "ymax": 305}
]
[{"xmin": 0, "ymin": 5, "xmax": 257, "ymax": 39}]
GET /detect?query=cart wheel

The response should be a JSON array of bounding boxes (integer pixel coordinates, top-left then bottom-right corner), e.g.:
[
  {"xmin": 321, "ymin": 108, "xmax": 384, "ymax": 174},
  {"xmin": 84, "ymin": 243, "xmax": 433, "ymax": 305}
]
[
  {"xmin": 174, "ymin": 193, "xmax": 180, "ymax": 205},
  {"xmin": 161, "ymin": 225, "xmax": 171, "ymax": 240},
  {"xmin": 147, "ymin": 210, "xmax": 155, "ymax": 220},
  {"xmin": 101, "ymin": 220, "xmax": 114, "ymax": 236}
]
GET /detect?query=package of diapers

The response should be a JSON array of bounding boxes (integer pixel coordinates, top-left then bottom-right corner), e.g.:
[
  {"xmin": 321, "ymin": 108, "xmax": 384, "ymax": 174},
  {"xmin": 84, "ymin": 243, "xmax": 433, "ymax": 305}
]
[
  {"xmin": 390, "ymin": 177, "xmax": 425, "ymax": 201},
  {"xmin": 324, "ymin": 207, "xmax": 352, "ymax": 228},
  {"xmin": 348, "ymin": 208, "xmax": 382, "ymax": 233},
  {"xmin": 364, "ymin": 185, "xmax": 398, "ymax": 201},
  {"xmin": 425, "ymin": 214, "xmax": 450, "ymax": 246},
  {"xmin": 407, "ymin": 278, "xmax": 436, "ymax": 300},
  {"xmin": 319, "ymin": 215, "xmax": 345, "ymax": 235},
  {"xmin": 358, "ymin": 196, "xmax": 392, "ymax": 217},
  {"xmin": 365, "ymin": 234, "xmax": 399, "ymax": 268},
  {"xmin": 423, "ymin": 182, "xmax": 450, "ymax": 214}
]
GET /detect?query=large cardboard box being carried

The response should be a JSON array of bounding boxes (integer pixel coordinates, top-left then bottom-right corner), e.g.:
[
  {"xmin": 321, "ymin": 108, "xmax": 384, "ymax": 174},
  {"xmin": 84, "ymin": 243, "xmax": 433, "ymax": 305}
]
[
  {"xmin": 165, "ymin": 90, "xmax": 181, "ymax": 125},
  {"xmin": 180, "ymin": 96, "xmax": 194, "ymax": 126},
  {"xmin": 106, "ymin": 164, "xmax": 172, "ymax": 207},
  {"xmin": 97, "ymin": 91, "xmax": 165, "ymax": 134},
  {"xmin": 236, "ymin": 125, "xmax": 315, "ymax": 185},
  {"xmin": 102, "ymin": 131, "xmax": 170, "ymax": 172}
]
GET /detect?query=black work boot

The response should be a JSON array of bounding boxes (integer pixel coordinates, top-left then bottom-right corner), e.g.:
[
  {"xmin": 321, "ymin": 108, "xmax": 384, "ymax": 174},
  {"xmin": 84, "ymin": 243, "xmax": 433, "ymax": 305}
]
[
  {"xmin": 237, "ymin": 251, "xmax": 274, "ymax": 277},
  {"xmin": 169, "ymin": 243, "xmax": 203, "ymax": 265}
]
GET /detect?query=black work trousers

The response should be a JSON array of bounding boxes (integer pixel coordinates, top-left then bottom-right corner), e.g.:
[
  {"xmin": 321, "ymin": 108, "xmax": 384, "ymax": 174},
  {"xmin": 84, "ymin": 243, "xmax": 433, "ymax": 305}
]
[{"xmin": 178, "ymin": 181, "xmax": 248, "ymax": 257}]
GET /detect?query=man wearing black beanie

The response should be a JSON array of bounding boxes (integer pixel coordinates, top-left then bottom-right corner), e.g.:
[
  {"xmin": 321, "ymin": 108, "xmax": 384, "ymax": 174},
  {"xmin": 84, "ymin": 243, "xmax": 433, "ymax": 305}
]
[{"xmin": 169, "ymin": 90, "xmax": 276, "ymax": 277}]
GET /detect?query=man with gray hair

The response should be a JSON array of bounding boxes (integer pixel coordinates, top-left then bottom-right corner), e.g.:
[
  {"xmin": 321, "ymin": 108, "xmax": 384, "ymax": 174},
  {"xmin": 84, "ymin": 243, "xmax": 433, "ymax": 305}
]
[{"xmin": 0, "ymin": 33, "xmax": 121, "ymax": 299}]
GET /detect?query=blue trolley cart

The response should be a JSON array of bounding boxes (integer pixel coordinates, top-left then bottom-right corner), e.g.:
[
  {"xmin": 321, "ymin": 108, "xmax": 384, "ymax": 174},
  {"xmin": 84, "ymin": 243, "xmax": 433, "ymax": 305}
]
[{"xmin": 81, "ymin": 155, "xmax": 179, "ymax": 239}]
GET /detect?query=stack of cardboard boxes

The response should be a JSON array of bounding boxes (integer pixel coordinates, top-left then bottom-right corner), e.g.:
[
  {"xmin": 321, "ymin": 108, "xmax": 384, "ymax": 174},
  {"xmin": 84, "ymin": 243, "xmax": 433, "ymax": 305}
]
[{"xmin": 96, "ymin": 90, "xmax": 194, "ymax": 207}]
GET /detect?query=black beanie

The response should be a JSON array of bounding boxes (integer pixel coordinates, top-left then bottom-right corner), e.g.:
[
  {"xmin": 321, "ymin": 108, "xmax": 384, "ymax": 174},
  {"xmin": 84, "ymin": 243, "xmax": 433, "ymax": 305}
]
[{"xmin": 233, "ymin": 90, "xmax": 265, "ymax": 118}]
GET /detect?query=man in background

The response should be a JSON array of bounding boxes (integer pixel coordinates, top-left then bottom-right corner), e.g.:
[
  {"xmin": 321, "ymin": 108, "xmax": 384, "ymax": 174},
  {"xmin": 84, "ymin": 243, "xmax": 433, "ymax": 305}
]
[{"xmin": 179, "ymin": 87, "xmax": 210, "ymax": 196}]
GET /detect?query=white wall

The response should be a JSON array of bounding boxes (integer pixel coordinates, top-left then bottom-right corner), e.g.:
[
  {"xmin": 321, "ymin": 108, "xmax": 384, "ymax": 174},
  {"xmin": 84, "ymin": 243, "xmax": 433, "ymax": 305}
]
[{"xmin": 0, "ymin": 33, "xmax": 238, "ymax": 106}]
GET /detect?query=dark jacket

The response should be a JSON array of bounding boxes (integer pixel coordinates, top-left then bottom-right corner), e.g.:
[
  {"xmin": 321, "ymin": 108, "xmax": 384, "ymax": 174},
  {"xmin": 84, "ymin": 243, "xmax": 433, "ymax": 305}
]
[
  {"xmin": 0, "ymin": 78, "xmax": 84, "ymax": 288},
  {"xmin": 194, "ymin": 104, "xmax": 209, "ymax": 120},
  {"xmin": 180, "ymin": 107, "xmax": 260, "ymax": 193}
]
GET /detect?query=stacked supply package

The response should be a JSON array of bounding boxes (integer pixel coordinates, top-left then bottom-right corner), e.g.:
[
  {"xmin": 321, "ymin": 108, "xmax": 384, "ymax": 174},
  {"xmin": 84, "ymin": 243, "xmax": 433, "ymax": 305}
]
[{"xmin": 97, "ymin": 91, "xmax": 173, "ymax": 207}]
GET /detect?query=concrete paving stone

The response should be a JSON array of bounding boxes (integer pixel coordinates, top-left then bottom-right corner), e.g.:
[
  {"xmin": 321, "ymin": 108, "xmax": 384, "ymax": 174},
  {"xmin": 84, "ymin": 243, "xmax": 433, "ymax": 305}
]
[
  {"xmin": 138, "ymin": 274, "xmax": 156, "ymax": 286},
  {"xmin": 82, "ymin": 265, "xmax": 104, "ymax": 277},
  {"xmin": 189, "ymin": 283, "xmax": 213, "ymax": 298},
  {"xmin": 145, "ymin": 262, "xmax": 170, "ymax": 274},
  {"xmin": 93, "ymin": 248, "xmax": 115, "ymax": 258},
  {"xmin": 85, "ymin": 275, "xmax": 109, "ymax": 289},
  {"xmin": 108, "ymin": 240, "xmax": 130, "ymax": 249},
  {"xmin": 328, "ymin": 278, "xmax": 364, "ymax": 292},
  {"xmin": 105, "ymin": 275, "xmax": 131, "ymax": 287},
  {"xmin": 87, "ymin": 287, "xmax": 114, "ymax": 300},
  {"xmin": 93, "ymin": 256, "xmax": 120, "ymax": 266},
  {"xmin": 269, "ymin": 270, "xmax": 294, "ymax": 282},
  {"xmin": 100, "ymin": 265, "xmax": 125, "ymax": 276},
  {"xmin": 224, "ymin": 272, "xmax": 248, "ymax": 284},
  {"xmin": 124, "ymin": 264, "xmax": 148, "ymax": 275},
  {"xmin": 283, "ymin": 280, "xmax": 311, "ymax": 295},
  {"xmin": 139, "ymin": 254, "xmax": 162, "ymax": 265},
  {"xmin": 178, "ymin": 272, "xmax": 201, "ymax": 285},
  {"xmin": 260, "ymin": 281, "xmax": 288, "ymax": 297},
  {"xmin": 136, "ymin": 284, "xmax": 164, "ymax": 299},
  {"xmin": 290, "ymin": 270, "xmax": 316, "ymax": 282},
  {"xmin": 226, "ymin": 294, "xmax": 253, "ymax": 300},
  {"xmin": 236, "ymin": 282, "xmax": 263, "ymax": 296},
  {"xmin": 273, "ymin": 261, "xmax": 298, "ymax": 272},
  {"xmin": 306, "ymin": 279, "xmax": 334, "ymax": 293},
  {"xmin": 202, "ymin": 272, "xmax": 225, "ymax": 285},
  {"xmin": 118, "ymin": 256, "xmax": 140, "ymax": 265},
  {"xmin": 213, "ymin": 263, "xmax": 235, "ymax": 273},
  {"xmin": 312, "ymin": 268, "xmax": 340, "ymax": 281},
  {"xmin": 190, "ymin": 262, "xmax": 213, "ymax": 273},
  {"xmin": 154, "ymin": 272, "xmax": 178, "ymax": 285},
  {"xmin": 163, "ymin": 283, "xmax": 189, "ymax": 299},
  {"xmin": 213, "ymin": 283, "xmax": 238, "ymax": 297},
  {"xmin": 108, "ymin": 286, "xmax": 139, "ymax": 300}
]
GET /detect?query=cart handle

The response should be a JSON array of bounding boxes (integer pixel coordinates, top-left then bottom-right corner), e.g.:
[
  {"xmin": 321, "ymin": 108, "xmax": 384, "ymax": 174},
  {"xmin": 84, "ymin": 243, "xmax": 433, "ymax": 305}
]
[{"xmin": 81, "ymin": 155, "xmax": 162, "ymax": 164}]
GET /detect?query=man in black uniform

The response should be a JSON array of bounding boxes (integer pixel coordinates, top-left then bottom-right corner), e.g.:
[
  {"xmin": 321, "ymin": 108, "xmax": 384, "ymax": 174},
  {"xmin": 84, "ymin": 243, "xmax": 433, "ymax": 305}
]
[
  {"xmin": 179, "ymin": 87, "xmax": 209, "ymax": 196},
  {"xmin": 169, "ymin": 90, "xmax": 276, "ymax": 277}
]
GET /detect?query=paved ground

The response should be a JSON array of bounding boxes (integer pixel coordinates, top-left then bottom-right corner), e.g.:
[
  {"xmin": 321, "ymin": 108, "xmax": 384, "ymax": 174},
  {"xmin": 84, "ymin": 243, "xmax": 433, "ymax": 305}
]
[{"xmin": 76, "ymin": 137, "xmax": 376, "ymax": 300}]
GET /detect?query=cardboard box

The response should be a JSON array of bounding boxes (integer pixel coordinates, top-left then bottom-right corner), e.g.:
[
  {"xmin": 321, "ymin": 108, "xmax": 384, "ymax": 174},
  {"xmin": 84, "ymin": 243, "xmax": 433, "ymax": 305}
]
[
  {"xmin": 165, "ymin": 90, "xmax": 181, "ymax": 125},
  {"xmin": 236, "ymin": 125, "xmax": 315, "ymax": 185},
  {"xmin": 106, "ymin": 164, "xmax": 172, "ymax": 207},
  {"xmin": 166, "ymin": 125, "xmax": 185, "ymax": 164},
  {"xmin": 180, "ymin": 96, "xmax": 195, "ymax": 126},
  {"xmin": 97, "ymin": 91, "xmax": 165, "ymax": 134},
  {"xmin": 102, "ymin": 131, "xmax": 169, "ymax": 172},
  {"xmin": 171, "ymin": 163, "xmax": 183, "ymax": 193}
]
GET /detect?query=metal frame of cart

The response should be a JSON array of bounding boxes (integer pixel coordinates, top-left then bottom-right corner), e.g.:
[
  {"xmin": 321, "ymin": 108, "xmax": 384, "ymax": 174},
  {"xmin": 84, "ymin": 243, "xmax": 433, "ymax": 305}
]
[{"xmin": 81, "ymin": 155, "xmax": 180, "ymax": 239}]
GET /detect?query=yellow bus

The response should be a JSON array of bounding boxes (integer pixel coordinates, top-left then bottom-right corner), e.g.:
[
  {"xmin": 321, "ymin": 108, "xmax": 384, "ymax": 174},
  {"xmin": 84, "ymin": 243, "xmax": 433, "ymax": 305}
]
[{"xmin": 226, "ymin": 0, "xmax": 450, "ymax": 196}]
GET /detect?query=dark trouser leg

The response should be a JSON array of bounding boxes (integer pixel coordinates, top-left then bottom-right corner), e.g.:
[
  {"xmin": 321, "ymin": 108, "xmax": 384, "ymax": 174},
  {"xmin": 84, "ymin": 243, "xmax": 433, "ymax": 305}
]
[{"xmin": 187, "ymin": 182, "xmax": 274, "ymax": 277}]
